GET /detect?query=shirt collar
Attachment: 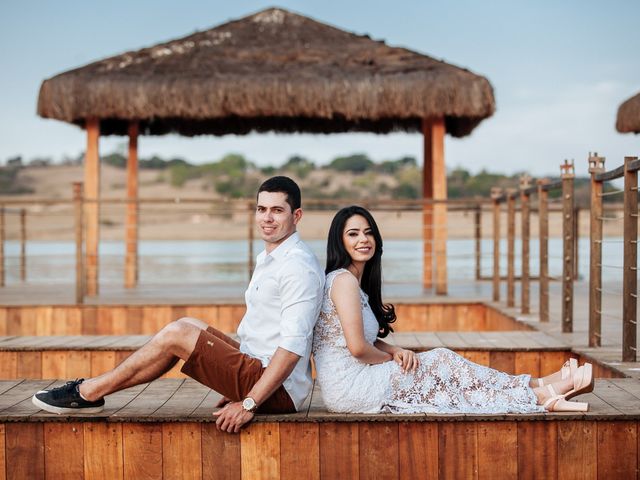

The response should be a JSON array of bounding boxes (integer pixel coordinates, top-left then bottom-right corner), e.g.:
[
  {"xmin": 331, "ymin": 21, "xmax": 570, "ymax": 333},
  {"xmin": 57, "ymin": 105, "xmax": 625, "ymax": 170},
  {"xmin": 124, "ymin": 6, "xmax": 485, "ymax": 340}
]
[{"xmin": 265, "ymin": 231, "xmax": 300, "ymax": 261}]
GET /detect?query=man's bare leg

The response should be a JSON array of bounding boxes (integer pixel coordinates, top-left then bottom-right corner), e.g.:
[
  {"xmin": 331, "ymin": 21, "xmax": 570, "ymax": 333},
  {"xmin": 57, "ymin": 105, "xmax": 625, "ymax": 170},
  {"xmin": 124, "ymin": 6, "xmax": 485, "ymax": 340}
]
[{"xmin": 79, "ymin": 318, "xmax": 207, "ymax": 401}]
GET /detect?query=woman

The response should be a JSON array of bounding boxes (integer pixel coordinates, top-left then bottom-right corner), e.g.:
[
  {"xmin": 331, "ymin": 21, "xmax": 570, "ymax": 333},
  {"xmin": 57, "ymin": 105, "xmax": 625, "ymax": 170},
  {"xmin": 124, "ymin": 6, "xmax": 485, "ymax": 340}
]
[{"xmin": 312, "ymin": 206, "xmax": 593, "ymax": 414}]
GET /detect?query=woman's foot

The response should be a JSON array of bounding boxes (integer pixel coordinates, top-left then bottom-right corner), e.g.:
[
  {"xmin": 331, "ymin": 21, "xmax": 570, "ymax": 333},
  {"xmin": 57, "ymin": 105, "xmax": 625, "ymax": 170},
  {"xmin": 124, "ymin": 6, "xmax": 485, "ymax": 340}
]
[
  {"xmin": 534, "ymin": 364, "xmax": 593, "ymax": 412},
  {"xmin": 532, "ymin": 358, "xmax": 578, "ymax": 388},
  {"xmin": 542, "ymin": 386, "xmax": 589, "ymax": 412}
]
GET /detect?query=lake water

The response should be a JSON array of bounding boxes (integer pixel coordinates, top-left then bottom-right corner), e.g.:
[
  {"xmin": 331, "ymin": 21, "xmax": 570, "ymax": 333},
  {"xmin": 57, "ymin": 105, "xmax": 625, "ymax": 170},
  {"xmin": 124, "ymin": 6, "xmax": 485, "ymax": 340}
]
[{"xmin": 1, "ymin": 238, "xmax": 630, "ymax": 285}]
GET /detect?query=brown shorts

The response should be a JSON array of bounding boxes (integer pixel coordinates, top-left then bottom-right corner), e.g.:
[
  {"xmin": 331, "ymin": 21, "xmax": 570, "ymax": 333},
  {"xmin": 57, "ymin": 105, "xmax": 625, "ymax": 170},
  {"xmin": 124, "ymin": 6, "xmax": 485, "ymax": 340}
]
[{"xmin": 181, "ymin": 326, "xmax": 295, "ymax": 414}]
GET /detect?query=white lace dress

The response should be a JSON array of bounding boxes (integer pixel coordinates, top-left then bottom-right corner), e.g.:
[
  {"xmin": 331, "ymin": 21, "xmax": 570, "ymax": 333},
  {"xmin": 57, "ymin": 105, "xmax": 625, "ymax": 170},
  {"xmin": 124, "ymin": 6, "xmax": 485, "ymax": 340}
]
[{"xmin": 312, "ymin": 269, "xmax": 544, "ymax": 414}]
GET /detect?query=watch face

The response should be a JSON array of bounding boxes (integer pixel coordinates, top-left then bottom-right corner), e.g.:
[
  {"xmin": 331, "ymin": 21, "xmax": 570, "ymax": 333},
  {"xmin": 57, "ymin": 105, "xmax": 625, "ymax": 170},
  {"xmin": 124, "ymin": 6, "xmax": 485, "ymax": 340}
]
[{"xmin": 242, "ymin": 397, "xmax": 256, "ymax": 411}]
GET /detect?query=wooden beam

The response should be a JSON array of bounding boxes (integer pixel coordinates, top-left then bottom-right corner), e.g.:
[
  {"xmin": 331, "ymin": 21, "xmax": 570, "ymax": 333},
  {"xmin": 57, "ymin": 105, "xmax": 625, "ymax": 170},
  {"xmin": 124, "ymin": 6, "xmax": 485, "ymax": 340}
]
[
  {"xmin": 520, "ymin": 177, "xmax": 531, "ymax": 315},
  {"xmin": 422, "ymin": 117, "xmax": 447, "ymax": 294},
  {"xmin": 588, "ymin": 154, "xmax": 605, "ymax": 346},
  {"xmin": 561, "ymin": 160, "xmax": 575, "ymax": 333},
  {"xmin": 622, "ymin": 156, "xmax": 638, "ymax": 362},
  {"xmin": 538, "ymin": 180, "xmax": 549, "ymax": 322},
  {"xmin": 491, "ymin": 188, "xmax": 502, "ymax": 302},
  {"xmin": 506, "ymin": 190, "xmax": 516, "ymax": 307},
  {"xmin": 73, "ymin": 183, "xmax": 84, "ymax": 304},
  {"xmin": 0, "ymin": 205, "xmax": 4, "ymax": 287},
  {"xmin": 84, "ymin": 118, "xmax": 100, "ymax": 296},
  {"xmin": 125, "ymin": 121, "xmax": 139, "ymax": 289}
]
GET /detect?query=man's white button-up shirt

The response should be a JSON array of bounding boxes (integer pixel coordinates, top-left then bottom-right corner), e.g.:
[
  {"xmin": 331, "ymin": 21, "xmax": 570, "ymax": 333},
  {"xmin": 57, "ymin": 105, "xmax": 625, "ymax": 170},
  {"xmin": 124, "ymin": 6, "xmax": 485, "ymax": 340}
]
[{"xmin": 237, "ymin": 232, "xmax": 324, "ymax": 411}]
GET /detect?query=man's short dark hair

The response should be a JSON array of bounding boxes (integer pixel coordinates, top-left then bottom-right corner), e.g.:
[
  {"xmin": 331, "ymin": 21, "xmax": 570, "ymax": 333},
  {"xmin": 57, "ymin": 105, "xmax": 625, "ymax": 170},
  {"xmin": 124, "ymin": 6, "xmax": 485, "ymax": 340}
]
[{"xmin": 257, "ymin": 176, "xmax": 301, "ymax": 212}]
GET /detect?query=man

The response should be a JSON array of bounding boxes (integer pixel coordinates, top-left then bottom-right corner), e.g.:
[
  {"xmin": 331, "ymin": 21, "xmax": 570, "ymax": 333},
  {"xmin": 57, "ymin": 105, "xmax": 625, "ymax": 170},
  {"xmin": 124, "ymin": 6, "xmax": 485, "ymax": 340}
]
[{"xmin": 33, "ymin": 176, "xmax": 324, "ymax": 433}]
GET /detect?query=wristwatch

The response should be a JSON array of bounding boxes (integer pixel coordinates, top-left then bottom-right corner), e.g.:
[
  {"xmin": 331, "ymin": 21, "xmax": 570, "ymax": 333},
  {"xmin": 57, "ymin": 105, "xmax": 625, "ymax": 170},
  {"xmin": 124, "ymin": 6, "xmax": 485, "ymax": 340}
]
[{"xmin": 242, "ymin": 397, "xmax": 258, "ymax": 413}]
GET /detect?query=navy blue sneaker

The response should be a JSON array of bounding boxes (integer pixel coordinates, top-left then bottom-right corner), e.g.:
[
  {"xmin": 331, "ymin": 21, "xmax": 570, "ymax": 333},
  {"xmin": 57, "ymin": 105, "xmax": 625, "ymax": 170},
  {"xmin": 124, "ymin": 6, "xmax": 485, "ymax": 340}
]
[{"xmin": 32, "ymin": 379, "xmax": 104, "ymax": 414}]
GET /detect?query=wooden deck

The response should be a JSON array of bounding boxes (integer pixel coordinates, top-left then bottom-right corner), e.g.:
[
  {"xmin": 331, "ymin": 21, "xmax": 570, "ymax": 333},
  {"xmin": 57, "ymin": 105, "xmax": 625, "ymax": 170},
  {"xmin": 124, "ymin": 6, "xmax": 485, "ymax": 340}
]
[
  {"xmin": 0, "ymin": 302, "xmax": 527, "ymax": 336},
  {"xmin": 1, "ymin": 378, "xmax": 639, "ymax": 479}
]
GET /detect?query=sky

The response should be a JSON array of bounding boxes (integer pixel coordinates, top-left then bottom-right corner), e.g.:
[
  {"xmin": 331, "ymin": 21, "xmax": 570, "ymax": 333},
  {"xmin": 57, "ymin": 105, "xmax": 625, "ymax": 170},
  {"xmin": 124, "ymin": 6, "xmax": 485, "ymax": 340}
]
[{"xmin": 1, "ymin": 1, "xmax": 639, "ymax": 177}]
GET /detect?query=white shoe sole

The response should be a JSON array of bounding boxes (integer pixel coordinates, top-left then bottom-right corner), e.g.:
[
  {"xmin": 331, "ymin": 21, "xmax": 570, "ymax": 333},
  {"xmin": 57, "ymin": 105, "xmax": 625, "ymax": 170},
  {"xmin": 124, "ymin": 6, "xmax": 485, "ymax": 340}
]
[{"xmin": 31, "ymin": 395, "xmax": 104, "ymax": 414}]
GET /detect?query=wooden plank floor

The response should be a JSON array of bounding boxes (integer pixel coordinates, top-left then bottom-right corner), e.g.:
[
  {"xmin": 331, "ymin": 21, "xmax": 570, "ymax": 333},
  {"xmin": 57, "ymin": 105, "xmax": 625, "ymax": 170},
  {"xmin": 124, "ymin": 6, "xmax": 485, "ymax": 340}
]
[
  {"xmin": 0, "ymin": 331, "xmax": 570, "ymax": 352},
  {"xmin": 2, "ymin": 378, "xmax": 640, "ymax": 423}
]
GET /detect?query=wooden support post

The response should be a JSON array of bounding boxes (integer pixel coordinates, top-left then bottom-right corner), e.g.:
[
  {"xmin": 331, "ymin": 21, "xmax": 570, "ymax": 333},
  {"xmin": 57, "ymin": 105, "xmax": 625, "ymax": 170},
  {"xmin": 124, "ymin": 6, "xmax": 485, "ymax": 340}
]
[
  {"xmin": 0, "ymin": 205, "xmax": 4, "ymax": 287},
  {"xmin": 538, "ymin": 179, "xmax": 549, "ymax": 322},
  {"xmin": 474, "ymin": 204, "xmax": 482, "ymax": 281},
  {"xmin": 561, "ymin": 159, "xmax": 575, "ymax": 333},
  {"xmin": 491, "ymin": 188, "xmax": 502, "ymax": 302},
  {"xmin": 20, "ymin": 208, "xmax": 26, "ymax": 282},
  {"xmin": 623, "ymin": 156, "xmax": 638, "ymax": 362},
  {"xmin": 506, "ymin": 189, "xmax": 516, "ymax": 308},
  {"xmin": 588, "ymin": 154, "xmax": 605, "ymax": 347},
  {"xmin": 248, "ymin": 201, "xmax": 254, "ymax": 281},
  {"xmin": 520, "ymin": 176, "xmax": 532, "ymax": 314},
  {"xmin": 422, "ymin": 118, "xmax": 447, "ymax": 294},
  {"xmin": 573, "ymin": 206, "xmax": 580, "ymax": 280},
  {"xmin": 73, "ymin": 182, "xmax": 85, "ymax": 304},
  {"xmin": 84, "ymin": 118, "xmax": 100, "ymax": 296},
  {"xmin": 125, "ymin": 121, "xmax": 139, "ymax": 289}
]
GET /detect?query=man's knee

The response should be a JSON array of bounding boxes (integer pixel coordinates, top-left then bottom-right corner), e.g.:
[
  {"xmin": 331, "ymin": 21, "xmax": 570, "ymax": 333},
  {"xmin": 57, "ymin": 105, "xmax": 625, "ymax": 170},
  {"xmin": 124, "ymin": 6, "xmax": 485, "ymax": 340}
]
[
  {"xmin": 157, "ymin": 320, "xmax": 188, "ymax": 347},
  {"xmin": 157, "ymin": 320, "xmax": 200, "ymax": 358},
  {"xmin": 176, "ymin": 316, "xmax": 208, "ymax": 330}
]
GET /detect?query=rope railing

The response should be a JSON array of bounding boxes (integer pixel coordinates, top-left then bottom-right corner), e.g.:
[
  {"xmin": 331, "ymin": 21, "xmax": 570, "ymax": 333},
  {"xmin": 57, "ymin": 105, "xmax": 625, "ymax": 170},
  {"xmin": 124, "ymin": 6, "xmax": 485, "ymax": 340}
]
[
  {"xmin": 490, "ymin": 160, "xmax": 577, "ymax": 325},
  {"xmin": 588, "ymin": 153, "xmax": 638, "ymax": 362}
]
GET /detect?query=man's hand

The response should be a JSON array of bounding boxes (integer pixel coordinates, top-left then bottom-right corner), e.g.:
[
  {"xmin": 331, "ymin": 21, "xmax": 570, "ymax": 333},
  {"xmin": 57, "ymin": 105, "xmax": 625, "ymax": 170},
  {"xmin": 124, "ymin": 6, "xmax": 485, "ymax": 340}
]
[
  {"xmin": 212, "ymin": 402, "xmax": 254, "ymax": 433},
  {"xmin": 215, "ymin": 396, "xmax": 231, "ymax": 408}
]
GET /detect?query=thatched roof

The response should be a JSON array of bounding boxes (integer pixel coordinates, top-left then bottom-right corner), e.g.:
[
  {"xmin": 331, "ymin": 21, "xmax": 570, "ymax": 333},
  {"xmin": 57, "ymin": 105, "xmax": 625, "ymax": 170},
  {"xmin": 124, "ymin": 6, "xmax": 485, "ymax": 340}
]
[
  {"xmin": 616, "ymin": 92, "xmax": 640, "ymax": 134},
  {"xmin": 38, "ymin": 7, "xmax": 495, "ymax": 138}
]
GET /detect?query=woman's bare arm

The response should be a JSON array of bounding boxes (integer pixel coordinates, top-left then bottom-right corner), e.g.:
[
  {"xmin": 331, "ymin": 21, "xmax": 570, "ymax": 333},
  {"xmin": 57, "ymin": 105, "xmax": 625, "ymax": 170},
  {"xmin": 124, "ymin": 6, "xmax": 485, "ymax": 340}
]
[{"xmin": 331, "ymin": 272, "xmax": 392, "ymax": 364}]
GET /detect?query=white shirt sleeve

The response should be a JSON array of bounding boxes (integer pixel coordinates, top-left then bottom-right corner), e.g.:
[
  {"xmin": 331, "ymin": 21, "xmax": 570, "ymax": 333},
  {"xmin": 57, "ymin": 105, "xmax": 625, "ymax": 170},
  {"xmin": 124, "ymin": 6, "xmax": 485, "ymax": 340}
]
[{"xmin": 277, "ymin": 256, "xmax": 323, "ymax": 357}]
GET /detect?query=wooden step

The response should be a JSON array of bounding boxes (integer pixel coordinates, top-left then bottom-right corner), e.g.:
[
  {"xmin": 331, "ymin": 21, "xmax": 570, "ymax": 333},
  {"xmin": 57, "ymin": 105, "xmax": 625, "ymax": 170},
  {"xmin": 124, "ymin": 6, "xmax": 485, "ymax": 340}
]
[
  {"xmin": 0, "ymin": 302, "xmax": 530, "ymax": 336},
  {"xmin": 1, "ymin": 378, "xmax": 639, "ymax": 479},
  {"xmin": 0, "ymin": 332, "xmax": 586, "ymax": 380}
]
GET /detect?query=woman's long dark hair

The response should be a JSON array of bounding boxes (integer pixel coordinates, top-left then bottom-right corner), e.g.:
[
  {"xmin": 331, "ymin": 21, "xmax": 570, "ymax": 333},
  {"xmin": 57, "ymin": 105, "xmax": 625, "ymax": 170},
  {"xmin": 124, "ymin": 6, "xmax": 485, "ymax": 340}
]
[{"xmin": 326, "ymin": 206, "xmax": 396, "ymax": 337}]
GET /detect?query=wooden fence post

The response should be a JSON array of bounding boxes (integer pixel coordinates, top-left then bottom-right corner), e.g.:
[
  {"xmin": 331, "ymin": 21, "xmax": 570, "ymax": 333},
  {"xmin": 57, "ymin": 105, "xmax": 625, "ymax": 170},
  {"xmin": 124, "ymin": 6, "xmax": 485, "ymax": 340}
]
[
  {"xmin": 573, "ymin": 206, "xmax": 580, "ymax": 280},
  {"xmin": 538, "ymin": 179, "xmax": 549, "ymax": 322},
  {"xmin": 623, "ymin": 156, "xmax": 638, "ymax": 362},
  {"xmin": 491, "ymin": 188, "xmax": 502, "ymax": 302},
  {"xmin": 125, "ymin": 121, "xmax": 139, "ymax": 289},
  {"xmin": 85, "ymin": 117, "xmax": 100, "ymax": 296},
  {"xmin": 73, "ymin": 182, "xmax": 85, "ymax": 304},
  {"xmin": 588, "ymin": 153, "xmax": 605, "ymax": 347},
  {"xmin": 20, "ymin": 208, "xmax": 26, "ymax": 282},
  {"xmin": 475, "ymin": 203, "xmax": 482, "ymax": 281},
  {"xmin": 506, "ymin": 189, "xmax": 516, "ymax": 308},
  {"xmin": 520, "ymin": 176, "xmax": 532, "ymax": 314},
  {"xmin": 0, "ymin": 205, "xmax": 4, "ymax": 287},
  {"xmin": 561, "ymin": 160, "xmax": 575, "ymax": 333}
]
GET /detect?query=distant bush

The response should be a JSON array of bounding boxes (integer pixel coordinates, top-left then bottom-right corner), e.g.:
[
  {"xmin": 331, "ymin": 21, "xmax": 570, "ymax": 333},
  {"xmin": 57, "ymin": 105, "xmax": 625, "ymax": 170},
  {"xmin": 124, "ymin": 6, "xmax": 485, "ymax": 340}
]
[
  {"xmin": 329, "ymin": 154, "xmax": 373, "ymax": 173},
  {"xmin": 378, "ymin": 156, "xmax": 416, "ymax": 174},
  {"xmin": 282, "ymin": 155, "xmax": 315, "ymax": 178},
  {"xmin": 0, "ymin": 166, "xmax": 34, "ymax": 194}
]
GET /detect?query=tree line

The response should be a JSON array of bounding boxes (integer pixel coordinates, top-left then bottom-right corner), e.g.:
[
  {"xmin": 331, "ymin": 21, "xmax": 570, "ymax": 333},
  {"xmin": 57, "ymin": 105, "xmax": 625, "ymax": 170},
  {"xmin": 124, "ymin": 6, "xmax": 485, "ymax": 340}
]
[{"xmin": 0, "ymin": 152, "xmax": 617, "ymax": 205}]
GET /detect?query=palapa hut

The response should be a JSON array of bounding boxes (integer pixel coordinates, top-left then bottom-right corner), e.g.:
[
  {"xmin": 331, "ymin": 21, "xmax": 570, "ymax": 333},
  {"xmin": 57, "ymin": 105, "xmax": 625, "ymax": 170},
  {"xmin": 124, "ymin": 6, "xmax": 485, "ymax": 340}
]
[
  {"xmin": 37, "ymin": 7, "xmax": 495, "ymax": 295},
  {"xmin": 616, "ymin": 92, "xmax": 640, "ymax": 134}
]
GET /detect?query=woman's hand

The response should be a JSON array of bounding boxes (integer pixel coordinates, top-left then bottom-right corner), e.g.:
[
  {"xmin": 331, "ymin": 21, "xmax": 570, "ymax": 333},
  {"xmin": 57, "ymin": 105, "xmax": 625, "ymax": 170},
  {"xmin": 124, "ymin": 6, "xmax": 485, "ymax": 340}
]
[{"xmin": 393, "ymin": 349, "xmax": 419, "ymax": 373}]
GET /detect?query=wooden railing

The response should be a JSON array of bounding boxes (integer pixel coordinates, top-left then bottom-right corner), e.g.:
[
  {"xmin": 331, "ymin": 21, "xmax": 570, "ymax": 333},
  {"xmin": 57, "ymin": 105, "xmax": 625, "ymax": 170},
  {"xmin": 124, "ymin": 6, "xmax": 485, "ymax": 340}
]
[
  {"xmin": 490, "ymin": 154, "xmax": 638, "ymax": 361},
  {"xmin": 588, "ymin": 154, "xmax": 639, "ymax": 362},
  {"xmin": 0, "ymin": 205, "xmax": 27, "ymax": 287},
  {"xmin": 490, "ymin": 164, "xmax": 578, "ymax": 331}
]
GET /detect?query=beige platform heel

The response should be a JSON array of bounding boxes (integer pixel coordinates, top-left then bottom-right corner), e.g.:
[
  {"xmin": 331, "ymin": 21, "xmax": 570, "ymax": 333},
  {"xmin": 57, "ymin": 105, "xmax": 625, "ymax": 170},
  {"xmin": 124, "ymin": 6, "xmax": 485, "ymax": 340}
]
[
  {"xmin": 542, "ymin": 384, "xmax": 589, "ymax": 412},
  {"xmin": 564, "ymin": 363, "xmax": 594, "ymax": 401}
]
